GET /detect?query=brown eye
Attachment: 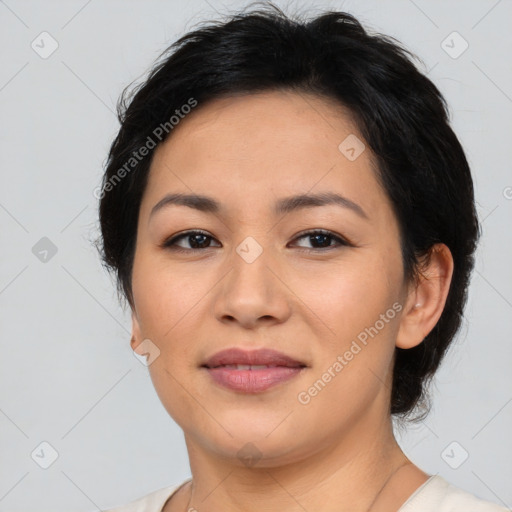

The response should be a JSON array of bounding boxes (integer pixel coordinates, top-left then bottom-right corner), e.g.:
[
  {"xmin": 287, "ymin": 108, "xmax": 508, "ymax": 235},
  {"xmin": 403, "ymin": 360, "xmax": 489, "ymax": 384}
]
[
  {"xmin": 161, "ymin": 229, "xmax": 351, "ymax": 253},
  {"xmin": 162, "ymin": 230, "xmax": 221, "ymax": 252},
  {"xmin": 291, "ymin": 230, "xmax": 351, "ymax": 251}
]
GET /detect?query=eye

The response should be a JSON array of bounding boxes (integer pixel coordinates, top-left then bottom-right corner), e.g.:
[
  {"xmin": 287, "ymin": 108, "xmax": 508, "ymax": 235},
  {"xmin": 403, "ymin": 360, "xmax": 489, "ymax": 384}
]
[
  {"xmin": 290, "ymin": 229, "xmax": 351, "ymax": 251},
  {"xmin": 161, "ymin": 230, "xmax": 221, "ymax": 252},
  {"xmin": 161, "ymin": 229, "xmax": 351, "ymax": 253}
]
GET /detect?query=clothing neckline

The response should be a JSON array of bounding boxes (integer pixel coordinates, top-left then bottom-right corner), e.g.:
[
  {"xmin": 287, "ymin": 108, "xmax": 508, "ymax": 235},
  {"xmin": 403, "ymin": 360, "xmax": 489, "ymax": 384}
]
[
  {"xmin": 160, "ymin": 477, "xmax": 192, "ymax": 511},
  {"xmin": 396, "ymin": 474, "xmax": 438, "ymax": 510},
  {"xmin": 160, "ymin": 475, "xmax": 438, "ymax": 512}
]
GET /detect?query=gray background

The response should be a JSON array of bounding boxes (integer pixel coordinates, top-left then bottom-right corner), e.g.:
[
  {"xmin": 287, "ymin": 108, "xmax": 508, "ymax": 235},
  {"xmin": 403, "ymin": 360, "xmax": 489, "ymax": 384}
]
[{"xmin": 0, "ymin": 0, "xmax": 511, "ymax": 510}]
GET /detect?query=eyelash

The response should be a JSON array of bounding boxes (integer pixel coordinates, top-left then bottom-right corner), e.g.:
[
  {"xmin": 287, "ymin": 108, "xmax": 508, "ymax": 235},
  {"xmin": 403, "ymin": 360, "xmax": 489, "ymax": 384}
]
[{"xmin": 160, "ymin": 229, "xmax": 352, "ymax": 253}]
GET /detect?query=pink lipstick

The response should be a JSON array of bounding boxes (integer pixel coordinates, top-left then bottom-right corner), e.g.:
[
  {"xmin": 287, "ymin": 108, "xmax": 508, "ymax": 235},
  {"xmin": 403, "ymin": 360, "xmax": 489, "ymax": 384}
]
[{"xmin": 201, "ymin": 347, "xmax": 307, "ymax": 393}]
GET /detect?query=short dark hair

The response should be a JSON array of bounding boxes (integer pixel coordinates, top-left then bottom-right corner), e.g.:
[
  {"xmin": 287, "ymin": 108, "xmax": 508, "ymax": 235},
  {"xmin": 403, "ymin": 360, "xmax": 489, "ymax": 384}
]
[{"xmin": 95, "ymin": 3, "xmax": 480, "ymax": 419}]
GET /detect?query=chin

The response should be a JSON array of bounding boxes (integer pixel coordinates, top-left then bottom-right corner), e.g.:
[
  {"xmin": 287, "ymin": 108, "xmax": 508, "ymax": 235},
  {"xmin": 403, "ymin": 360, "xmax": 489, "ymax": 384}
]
[
  {"xmin": 181, "ymin": 407, "xmax": 319, "ymax": 465},
  {"xmin": 205, "ymin": 430, "xmax": 312, "ymax": 469}
]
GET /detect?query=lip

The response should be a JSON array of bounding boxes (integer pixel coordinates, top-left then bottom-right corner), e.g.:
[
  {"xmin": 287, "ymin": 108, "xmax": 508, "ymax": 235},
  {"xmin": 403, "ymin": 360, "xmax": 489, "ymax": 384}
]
[
  {"xmin": 201, "ymin": 348, "xmax": 307, "ymax": 393},
  {"xmin": 202, "ymin": 347, "xmax": 306, "ymax": 368}
]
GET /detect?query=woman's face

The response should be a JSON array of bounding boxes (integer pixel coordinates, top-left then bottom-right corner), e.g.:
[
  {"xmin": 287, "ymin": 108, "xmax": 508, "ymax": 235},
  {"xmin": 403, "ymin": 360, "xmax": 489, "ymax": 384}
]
[{"xmin": 130, "ymin": 90, "xmax": 414, "ymax": 466}]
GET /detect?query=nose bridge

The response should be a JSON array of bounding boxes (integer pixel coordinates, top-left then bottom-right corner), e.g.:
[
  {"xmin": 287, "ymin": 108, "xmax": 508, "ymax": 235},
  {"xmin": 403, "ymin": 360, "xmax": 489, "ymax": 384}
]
[
  {"xmin": 234, "ymin": 234, "xmax": 270, "ymax": 284},
  {"xmin": 228, "ymin": 233, "xmax": 273, "ymax": 301},
  {"xmin": 213, "ymin": 233, "xmax": 290, "ymax": 327}
]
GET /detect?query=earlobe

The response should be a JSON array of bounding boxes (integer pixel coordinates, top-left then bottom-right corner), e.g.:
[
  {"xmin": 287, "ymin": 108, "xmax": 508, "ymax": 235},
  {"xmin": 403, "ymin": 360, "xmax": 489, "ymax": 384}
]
[
  {"xmin": 395, "ymin": 243, "xmax": 454, "ymax": 350},
  {"xmin": 130, "ymin": 309, "xmax": 142, "ymax": 350}
]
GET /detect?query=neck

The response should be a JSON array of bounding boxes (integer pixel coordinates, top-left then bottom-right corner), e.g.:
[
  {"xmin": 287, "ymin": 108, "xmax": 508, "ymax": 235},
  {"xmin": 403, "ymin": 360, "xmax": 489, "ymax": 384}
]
[{"xmin": 180, "ymin": 412, "xmax": 416, "ymax": 512}]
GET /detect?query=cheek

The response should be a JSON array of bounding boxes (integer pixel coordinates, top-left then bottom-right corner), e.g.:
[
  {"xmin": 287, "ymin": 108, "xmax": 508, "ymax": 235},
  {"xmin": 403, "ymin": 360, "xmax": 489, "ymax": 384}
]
[
  {"xmin": 290, "ymin": 255, "xmax": 401, "ymax": 402},
  {"xmin": 290, "ymin": 256, "xmax": 400, "ymax": 341},
  {"xmin": 131, "ymin": 256, "xmax": 206, "ymax": 423},
  {"xmin": 132, "ymin": 250, "xmax": 206, "ymax": 342},
  {"xmin": 147, "ymin": 356, "xmax": 196, "ymax": 420},
  {"xmin": 294, "ymin": 268, "xmax": 399, "ymax": 421}
]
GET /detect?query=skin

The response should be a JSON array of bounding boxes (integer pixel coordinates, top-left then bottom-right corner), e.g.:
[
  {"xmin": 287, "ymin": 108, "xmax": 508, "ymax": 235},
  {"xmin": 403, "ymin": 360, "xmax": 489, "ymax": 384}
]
[{"xmin": 129, "ymin": 90, "xmax": 454, "ymax": 512}]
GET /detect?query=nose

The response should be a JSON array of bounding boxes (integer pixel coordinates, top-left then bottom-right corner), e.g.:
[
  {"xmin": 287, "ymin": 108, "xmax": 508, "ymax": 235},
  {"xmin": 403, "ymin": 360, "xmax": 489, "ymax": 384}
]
[{"xmin": 212, "ymin": 245, "xmax": 292, "ymax": 330}]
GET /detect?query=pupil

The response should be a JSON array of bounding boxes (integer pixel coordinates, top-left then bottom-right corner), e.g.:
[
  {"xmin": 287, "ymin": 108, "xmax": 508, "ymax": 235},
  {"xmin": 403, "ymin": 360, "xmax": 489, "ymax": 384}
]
[
  {"xmin": 191, "ymin": 234, "xmax": 208, "ymax": 248},
  {"xmin": 312, "ymin": 234, "xmax": 330, "ymax": 247}
]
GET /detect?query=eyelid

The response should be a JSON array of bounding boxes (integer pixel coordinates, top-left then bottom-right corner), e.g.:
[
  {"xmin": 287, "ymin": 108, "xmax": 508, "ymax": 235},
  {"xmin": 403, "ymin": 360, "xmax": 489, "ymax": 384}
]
[
  {"xmin": 160, "ymin": 229, "xmax": 218, "ymax": 250},
  {"xmin": 291, "ymin": 229, "xmax": 352, "ymax": 249}
]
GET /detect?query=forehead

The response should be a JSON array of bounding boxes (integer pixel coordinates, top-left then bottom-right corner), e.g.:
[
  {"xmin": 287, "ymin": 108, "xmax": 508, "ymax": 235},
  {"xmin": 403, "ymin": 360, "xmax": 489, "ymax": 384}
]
[{"xmin": 141, "ymin": 90, "xmax": 391, "ymax": 222}]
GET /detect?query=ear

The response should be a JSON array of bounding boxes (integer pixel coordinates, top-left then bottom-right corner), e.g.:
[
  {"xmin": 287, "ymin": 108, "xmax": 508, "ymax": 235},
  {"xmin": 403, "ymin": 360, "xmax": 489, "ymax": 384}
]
[
  {"xmin": 130, "ymin": 308, "xmax": 143, "ymax": 351},
  {"xmin": 396, "ymin": 243, "xmax": 454, "ymax": 349}
]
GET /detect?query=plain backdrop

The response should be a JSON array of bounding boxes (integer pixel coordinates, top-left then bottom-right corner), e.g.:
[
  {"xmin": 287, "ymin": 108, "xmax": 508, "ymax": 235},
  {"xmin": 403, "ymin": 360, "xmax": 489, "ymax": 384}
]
[{"xmin": 0, "ymin": 1, "xmax": 511, "ymax": 510}]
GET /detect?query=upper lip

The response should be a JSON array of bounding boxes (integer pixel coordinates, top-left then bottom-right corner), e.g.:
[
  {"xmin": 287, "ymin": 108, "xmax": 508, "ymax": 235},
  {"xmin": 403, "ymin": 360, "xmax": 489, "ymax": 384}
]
[{"xmin": 202, "ymin": 348, "xmax": 307, "ymax": 368}]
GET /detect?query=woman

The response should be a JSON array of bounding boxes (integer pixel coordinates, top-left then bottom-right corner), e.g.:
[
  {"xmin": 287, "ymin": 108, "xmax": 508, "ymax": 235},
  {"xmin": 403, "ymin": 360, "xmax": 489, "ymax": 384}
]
[{"xmin": 96, "ymin": 4, "xmax": 508, "ymax": 511}]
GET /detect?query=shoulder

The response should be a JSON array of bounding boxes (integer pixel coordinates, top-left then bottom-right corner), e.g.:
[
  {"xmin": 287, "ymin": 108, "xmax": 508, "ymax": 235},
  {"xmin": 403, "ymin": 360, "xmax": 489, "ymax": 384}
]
[
  {"xmin": 400, "ymin": 475, "xmax": 510, "ymax": 512},
  {"xmin": 103, "ymin": 481, "xmax": 186, "ymax": 512}
]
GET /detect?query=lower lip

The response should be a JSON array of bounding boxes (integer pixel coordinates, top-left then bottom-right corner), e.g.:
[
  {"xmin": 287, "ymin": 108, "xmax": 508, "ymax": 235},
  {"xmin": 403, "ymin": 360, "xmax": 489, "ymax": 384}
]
[{"xmin": 203, "ymin": 366, "xmax": 305, "ymax": 393}]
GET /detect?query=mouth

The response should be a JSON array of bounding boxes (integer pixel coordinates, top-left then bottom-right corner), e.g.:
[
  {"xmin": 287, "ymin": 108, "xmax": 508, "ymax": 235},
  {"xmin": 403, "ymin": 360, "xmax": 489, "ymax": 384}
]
[
  {"xmin": 206, "ymin": 364, "xmax": 301, "ymax": 370},
  {"xmin": 202, "ymin": 347, "xmax": 306, "ymax": 369},
  {"xmin": 201, "ymin": 347, "xmax": 307, "ymax": 393}
]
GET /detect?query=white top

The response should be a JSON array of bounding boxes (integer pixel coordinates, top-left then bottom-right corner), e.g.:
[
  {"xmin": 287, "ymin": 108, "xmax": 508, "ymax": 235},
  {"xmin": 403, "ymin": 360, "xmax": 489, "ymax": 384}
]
[{"xmin": 104, "ymin": 475, "xmax": 510, "ymax": 512}]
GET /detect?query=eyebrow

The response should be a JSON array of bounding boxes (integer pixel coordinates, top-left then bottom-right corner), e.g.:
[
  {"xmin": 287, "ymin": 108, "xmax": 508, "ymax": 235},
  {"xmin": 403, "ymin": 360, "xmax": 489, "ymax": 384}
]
[{"xmin": 149, "ymin": 192, "xmax": 369, "ymax": 220}]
